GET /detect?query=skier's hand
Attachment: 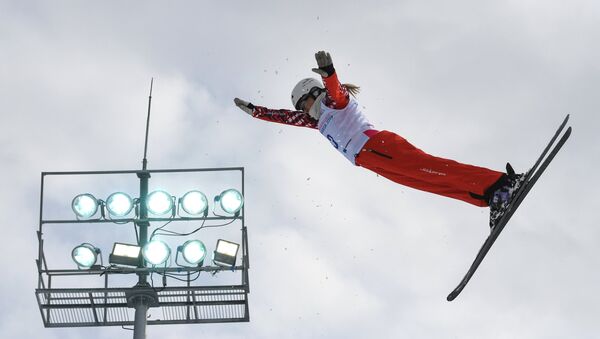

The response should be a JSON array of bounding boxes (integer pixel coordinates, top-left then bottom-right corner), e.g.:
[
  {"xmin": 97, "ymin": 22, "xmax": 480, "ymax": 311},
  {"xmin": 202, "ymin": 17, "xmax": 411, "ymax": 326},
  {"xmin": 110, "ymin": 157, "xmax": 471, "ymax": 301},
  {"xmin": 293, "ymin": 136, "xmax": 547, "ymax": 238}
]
[
  {"xmin": 312, "ymin": 51, "xmax": 334, "ymax": 77},
  {"xmin": 234, "ymin": 97, "xmax": 255, "ymax": 115}
]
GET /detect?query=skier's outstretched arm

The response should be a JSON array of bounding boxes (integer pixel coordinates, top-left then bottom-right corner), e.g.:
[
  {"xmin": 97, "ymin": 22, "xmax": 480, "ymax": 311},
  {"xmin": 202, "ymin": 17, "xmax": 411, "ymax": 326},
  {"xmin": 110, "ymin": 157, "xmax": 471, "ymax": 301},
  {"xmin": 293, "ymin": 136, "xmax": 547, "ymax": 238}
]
[
  {"xmin": 312, "ymin": 51, "xmax": 350, "ymax": 109},
  {"xmin": 234, "ymin": 98, "xmax": 319, "ymax": 129}
]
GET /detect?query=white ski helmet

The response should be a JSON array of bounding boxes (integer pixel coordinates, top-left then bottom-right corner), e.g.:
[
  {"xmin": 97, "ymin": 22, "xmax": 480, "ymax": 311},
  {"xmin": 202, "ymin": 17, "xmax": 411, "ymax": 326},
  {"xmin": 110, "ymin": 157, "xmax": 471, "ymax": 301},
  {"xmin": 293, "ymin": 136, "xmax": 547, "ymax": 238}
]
[{"xmin": 291, "ymin": 78, "xmax": 324, "ymax": 111}]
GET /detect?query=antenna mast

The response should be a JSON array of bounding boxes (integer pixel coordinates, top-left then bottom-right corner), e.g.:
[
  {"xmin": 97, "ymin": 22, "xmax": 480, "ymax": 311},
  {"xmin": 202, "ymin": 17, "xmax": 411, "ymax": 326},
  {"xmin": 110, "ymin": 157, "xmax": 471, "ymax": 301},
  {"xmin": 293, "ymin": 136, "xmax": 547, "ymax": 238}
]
[{"xmin": 142, "ymin": 78, "xmax": 153, "ymax": 170}]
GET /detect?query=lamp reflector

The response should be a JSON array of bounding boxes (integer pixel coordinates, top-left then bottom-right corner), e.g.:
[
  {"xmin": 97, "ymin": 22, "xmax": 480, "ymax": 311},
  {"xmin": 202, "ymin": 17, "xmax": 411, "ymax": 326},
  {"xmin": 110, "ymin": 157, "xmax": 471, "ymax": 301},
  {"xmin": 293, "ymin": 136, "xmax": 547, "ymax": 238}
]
[
  {"xmin": 180, "ymin": 190, "xmax": 208, "ymax": 215},
  {"xmin": 146, "ymin": 190, "xmax": 174, "ymax": 215},
  {"xmin": 106, "ymin": 192, "xmax": 134, "ymax": 217},
  {"xmin": 143, "ymin": 240, "xmax": 171, "ymax": 265},
  {"xmin": 213, "ymin": 239, "xmax": 240, "ymax": 267},
  {"xmin": 72, "ymin": 244, "xmax": 98, "ymax": 268},
  {"xmin": 218, "ymin": 189, "xmax": 244, "ymax": 214},
  {"xmin": 72, "ymin": 194, "xmax": 99, "ymax": 219},
  {"xmin": 181, "ymin": 240, "xmax": 206, "ymax": 265},
  {"xmin": 109, "ymin": 243, "xmax": 141, "ymax": 266}
]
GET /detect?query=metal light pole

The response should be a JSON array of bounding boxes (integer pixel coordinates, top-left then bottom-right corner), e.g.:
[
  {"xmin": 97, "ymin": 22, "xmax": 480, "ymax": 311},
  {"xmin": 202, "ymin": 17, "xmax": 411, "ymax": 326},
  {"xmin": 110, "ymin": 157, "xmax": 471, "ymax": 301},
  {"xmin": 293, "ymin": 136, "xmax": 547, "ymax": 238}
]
[
  {"xmin": 131, "ymin": 169, "xmax": 151, "ymax": 339},
  {"xmin": 133, "ymin": 301, "xmax": 148, "ymax": 339},
  {"xmin": 131, "ymin": 79, "xmax": 154, "ymax": 339}
]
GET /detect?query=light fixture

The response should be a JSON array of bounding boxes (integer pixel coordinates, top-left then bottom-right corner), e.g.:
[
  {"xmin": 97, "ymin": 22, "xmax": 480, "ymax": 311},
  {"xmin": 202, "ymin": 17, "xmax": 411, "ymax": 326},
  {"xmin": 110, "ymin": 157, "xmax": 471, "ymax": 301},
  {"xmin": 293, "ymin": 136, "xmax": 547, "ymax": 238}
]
[
  {"xmin": 109, "ymin": 242, "xmax": 141, "ymax": 266},
  {"xmin": 178, "ymin": 240, "xmax": 207, "ymax": 265},
  {"xmin": 146, "ymin": 190, "xmax": 174, "ymax": 215},
  {"xmin": 213, "ymin": 239, "xmax": 240, "ymax": 267},
  {"xmin": 179, "ymin": 190, "xmax": 208, "ymax": 216},
  {"xmin": 72, "ymin": 193, "xmax": 99, "ymax": 219},
  {"xmin": 106, "ymin": 192, "xmax": 134, "ymax": 217},
  {"xmin": 71, "ymin": 243, "xmax": 100, "ymax": 269},
  {"xmin": 142, "ymin": 239, "xmax": 171, "ymax": 265},
  {"xmin": 216, "ymin": 189, "xmax": 244, "ymax": 215}
]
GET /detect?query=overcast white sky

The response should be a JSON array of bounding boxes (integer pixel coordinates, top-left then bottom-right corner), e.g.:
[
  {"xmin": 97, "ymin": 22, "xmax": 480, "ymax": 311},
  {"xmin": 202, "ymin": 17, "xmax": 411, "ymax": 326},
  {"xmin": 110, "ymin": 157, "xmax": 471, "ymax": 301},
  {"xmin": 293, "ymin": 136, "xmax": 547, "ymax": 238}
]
[{"xmin": 1, "ymin": 0, "xmax": 599, "ymax": 338}]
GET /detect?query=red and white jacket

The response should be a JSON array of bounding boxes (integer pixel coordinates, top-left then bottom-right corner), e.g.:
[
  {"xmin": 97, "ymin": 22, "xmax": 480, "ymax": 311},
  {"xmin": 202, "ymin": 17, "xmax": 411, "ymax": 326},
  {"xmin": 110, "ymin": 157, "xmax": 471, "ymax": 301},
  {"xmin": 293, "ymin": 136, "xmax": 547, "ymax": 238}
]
[{"xmin": 251, "ymin": 71, "xmax": 375, "ymax": 164}]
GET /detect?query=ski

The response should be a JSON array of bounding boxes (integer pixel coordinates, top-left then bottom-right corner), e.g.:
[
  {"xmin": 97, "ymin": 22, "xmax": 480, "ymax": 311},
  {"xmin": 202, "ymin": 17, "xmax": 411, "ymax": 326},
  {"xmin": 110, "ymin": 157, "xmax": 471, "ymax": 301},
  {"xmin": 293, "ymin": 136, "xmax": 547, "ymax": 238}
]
[{"xmin": 447, "ymin": 115, "xmax": 572, "ymax": 302}]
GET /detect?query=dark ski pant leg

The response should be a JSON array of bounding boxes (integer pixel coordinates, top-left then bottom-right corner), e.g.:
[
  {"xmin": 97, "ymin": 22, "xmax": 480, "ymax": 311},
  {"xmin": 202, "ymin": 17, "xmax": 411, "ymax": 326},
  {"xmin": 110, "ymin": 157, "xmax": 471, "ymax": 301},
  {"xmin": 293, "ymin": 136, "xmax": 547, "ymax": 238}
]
[{"xmin": 355, "ymin": 130, "xmax": 504, "ymax": 207}]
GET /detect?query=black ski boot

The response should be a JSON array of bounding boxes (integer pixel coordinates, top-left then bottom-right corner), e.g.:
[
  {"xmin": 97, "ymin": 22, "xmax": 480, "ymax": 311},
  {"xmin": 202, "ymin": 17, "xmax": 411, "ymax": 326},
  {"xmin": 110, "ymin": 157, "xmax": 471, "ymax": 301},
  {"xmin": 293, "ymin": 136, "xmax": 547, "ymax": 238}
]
[{"xmin": 488, "ymin": 163, "xmax": 526, "ymax": 230}]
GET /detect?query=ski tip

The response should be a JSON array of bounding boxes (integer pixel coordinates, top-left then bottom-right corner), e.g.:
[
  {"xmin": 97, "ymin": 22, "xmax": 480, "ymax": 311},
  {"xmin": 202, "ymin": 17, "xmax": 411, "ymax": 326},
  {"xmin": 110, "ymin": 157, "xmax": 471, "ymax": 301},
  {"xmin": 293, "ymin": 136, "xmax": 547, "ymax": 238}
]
[{"xmin": 447, "ymin": 291, "xmax": 458, "ymax": 302}]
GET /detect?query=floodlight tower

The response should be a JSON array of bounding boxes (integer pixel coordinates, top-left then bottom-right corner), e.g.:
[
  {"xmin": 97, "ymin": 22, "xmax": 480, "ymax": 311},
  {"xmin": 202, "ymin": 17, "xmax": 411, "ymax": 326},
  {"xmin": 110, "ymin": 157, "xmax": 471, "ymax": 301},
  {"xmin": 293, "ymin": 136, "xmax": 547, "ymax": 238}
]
[{"xmin": 35, "ymin": 80, "xmax": 250, "ymax": 338}]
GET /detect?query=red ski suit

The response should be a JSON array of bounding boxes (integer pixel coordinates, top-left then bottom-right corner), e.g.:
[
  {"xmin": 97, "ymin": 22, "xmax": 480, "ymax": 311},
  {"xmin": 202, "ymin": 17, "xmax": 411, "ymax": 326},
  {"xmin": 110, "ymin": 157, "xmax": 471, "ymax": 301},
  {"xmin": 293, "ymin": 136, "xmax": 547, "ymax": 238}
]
[{"xmin": 250, "ymin": 71, "xmax": 504, "ymax": 207}]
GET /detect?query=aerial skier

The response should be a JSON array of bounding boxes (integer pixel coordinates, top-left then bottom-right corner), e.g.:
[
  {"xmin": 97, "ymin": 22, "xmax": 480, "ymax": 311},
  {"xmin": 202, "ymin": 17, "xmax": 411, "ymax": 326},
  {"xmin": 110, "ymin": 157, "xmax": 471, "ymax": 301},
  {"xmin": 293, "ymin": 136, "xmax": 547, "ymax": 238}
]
[{"xmin": 233, "ymin": 51, "xmax": 525, "ymax": 229}]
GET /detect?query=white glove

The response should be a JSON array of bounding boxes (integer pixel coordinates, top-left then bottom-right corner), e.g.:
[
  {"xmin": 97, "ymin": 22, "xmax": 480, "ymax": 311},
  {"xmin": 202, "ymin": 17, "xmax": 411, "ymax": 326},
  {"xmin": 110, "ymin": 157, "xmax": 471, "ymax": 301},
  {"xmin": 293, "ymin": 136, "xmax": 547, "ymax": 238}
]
[{"xmin": 234, "ymin": 97, "xmax": 255, "ymax": 115}]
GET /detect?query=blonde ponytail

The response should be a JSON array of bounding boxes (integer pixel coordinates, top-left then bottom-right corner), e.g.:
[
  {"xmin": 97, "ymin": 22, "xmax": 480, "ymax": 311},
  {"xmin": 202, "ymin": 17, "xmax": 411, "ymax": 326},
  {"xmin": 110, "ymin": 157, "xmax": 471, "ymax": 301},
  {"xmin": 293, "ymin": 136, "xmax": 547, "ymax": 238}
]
[{"xmin": 343, "ymin": 83, "xmax": 361, "ymax": 97}]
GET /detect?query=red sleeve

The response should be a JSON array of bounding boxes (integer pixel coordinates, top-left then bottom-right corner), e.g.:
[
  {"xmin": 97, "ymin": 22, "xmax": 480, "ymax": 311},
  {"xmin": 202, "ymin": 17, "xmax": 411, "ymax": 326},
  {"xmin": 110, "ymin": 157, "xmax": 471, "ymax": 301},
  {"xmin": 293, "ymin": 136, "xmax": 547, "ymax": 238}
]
[
  {"xmin": 251, "ymin": 105, "xmax": 318, "ymax": 129},
  {"xmin": 322, "ymin": 71, "xmax": 350, "ymax": 109}
]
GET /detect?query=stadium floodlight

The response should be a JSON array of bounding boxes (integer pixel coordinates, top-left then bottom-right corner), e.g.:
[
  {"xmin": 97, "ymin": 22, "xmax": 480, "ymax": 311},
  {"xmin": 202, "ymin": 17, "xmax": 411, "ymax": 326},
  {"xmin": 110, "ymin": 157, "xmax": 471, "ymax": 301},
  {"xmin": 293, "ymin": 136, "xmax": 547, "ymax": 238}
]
[
  {"xmin": 213, "ymin": 239, "xmax": 240, "ymax": 267},
  {"xmin": 142, "ymin": 239, "xmax": 171, "ymax": 266},
  {"xmin": 178, "ymin": 240, "xmax": 207, "ymax": 265},
  {"xmin": 71, "ymin": 243, "xmax": 100, "ymax": 269},
  {"xmin": 216, "ymin": 189, "xmax": 244, "ymax": 215},
  {"xmin": 109, "ymin": 242, "xmax": 141, "ymax": 266},
  {"xmin": 106, "ymin": 192, "xmax": 134, "ymax": 218},
  {"xmin": 146, "ymin": 190, "xmax": 174, "ymax": 216},
  {"xmin": 71, "ymin": 193, "xmax": 99, "ymax": 219},
  {"xmin": 179, "ymin": 190, "xmax": 208, "ymax": 216}
]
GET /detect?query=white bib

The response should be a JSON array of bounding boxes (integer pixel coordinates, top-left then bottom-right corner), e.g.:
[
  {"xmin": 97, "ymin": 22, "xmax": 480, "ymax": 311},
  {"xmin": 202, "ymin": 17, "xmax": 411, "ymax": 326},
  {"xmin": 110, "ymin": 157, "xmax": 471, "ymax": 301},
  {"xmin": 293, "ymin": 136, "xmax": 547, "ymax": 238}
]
[{"xmin": 317, "ymin": 97, "xmax": 374, "ymax": 164}]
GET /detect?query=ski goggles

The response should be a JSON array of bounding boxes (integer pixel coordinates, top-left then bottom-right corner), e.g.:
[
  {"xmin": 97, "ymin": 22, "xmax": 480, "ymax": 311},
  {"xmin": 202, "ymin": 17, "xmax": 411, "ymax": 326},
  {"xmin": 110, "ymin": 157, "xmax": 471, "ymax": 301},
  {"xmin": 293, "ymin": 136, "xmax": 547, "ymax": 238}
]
[{"xmin": 295, "ymin": 87, "xmax": 323, "ymax": 111}]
